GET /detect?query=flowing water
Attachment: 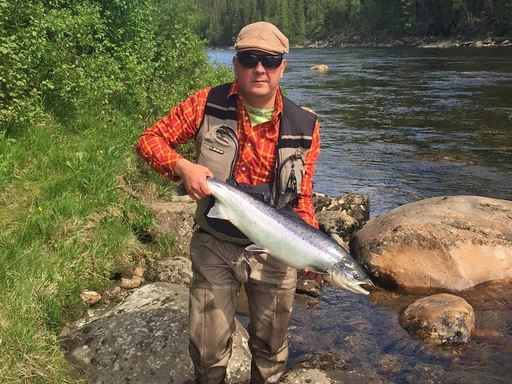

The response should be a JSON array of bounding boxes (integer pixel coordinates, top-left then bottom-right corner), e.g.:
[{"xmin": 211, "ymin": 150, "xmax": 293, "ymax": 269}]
[{"xmin": 208, "ymin": 48, "xmax": 512, "ymax": 383}]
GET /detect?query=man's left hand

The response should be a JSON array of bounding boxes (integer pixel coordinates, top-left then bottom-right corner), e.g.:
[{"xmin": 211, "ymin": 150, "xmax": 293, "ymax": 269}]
[{"xmin": 301, "ymin": 268, "xmax": 325, "ymax": 284}]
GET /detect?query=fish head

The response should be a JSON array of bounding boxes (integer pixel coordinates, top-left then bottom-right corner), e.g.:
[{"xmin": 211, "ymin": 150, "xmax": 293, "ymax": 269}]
[{"xmin": 329, "ymin": 260, "xmax": 374, "ymax": 295}]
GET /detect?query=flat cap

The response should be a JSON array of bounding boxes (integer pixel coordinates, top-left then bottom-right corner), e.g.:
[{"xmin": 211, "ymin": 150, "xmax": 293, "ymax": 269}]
[{"xmin": 234, "ymin": 22, "xmax": 289, "ymax": 55}]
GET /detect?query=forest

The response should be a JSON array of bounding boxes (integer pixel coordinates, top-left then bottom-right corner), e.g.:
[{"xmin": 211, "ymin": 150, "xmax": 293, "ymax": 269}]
[{"xmin": 194, "ymin": 0, "xmax": 512, "ymax": 46}]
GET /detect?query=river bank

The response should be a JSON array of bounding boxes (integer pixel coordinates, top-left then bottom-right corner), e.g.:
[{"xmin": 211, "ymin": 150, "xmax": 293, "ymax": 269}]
[
  {"xmin": 211, "ymin": 35, "xmax": 512, "ymax": 51},
  {"xmin": 299, "ymin": 34, "xmax": 512, "ymax": 48}
]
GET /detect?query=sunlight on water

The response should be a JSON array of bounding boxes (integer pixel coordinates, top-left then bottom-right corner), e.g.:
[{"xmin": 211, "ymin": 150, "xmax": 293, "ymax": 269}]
[
  {"xmin": 208, "ymin": 48, "xmax": 512, "ymax": 217},
  {"xmin": 210, "ymin": 47, "xmax": 512, "ymax": 383}
]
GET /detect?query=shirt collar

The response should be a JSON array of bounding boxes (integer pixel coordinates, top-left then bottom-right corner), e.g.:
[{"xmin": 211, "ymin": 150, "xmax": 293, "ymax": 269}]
[{"xmin": 229, "ymin": 81, "xmax": 284, "ymax": 118}]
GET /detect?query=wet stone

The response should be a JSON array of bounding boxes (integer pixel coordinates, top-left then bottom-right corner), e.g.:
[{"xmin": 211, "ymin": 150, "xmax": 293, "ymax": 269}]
[{"xmin": 398, "ymin": 293, "xmax": 475, "ymax": 345}]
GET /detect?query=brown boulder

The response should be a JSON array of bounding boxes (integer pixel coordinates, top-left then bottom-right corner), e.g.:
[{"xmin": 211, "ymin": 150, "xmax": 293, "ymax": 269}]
[
  {"xmin": 351, "ymin": 196, "xmax": 512, "ymax": 292},
  {"xmin": 399, "ymin": 293, "xmax": 475, "ymax": 345}
]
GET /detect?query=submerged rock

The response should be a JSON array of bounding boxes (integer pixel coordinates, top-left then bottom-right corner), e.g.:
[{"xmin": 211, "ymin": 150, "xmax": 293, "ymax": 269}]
[{"xmin": 310, "ymin": 64, "xmax": 329, "ymax": 71}]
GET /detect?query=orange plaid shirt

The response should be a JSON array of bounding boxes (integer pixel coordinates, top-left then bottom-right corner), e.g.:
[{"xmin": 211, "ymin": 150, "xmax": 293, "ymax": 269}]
[{"xmin": 136, "ymin": 81, "xmax": 320, "ymax": 228}]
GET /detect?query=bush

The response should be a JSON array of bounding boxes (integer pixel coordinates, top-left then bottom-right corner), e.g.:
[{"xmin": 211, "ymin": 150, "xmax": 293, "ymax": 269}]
[{"xmin": 0, "ymin": 0, "xmax": 232, "ymax": 133}]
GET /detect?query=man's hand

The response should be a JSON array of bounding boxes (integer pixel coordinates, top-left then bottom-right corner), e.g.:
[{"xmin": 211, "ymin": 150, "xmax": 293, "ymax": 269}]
[
  {"xmin": 174, "ymin": 159, "xmax": 213, "ymax": 200},
  {"xmin": 301, "ymin": 268, "xmax": 326, "ymax": 284}
]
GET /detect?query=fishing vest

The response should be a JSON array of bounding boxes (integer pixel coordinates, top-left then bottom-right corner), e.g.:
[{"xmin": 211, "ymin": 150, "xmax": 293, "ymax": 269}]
[{"xmin": 194, "ymin": 82, "xmax": 317, "ymax": 243}]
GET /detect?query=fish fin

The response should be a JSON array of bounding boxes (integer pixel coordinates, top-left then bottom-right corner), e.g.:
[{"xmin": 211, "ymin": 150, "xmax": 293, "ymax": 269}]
[
  {"xmin": 207, "ymin": 201, "xmax": 228, "ymax": 220},
  {"xmin": 245, "ymin": 244, "xmax": 268, "ymax": 253},
  {"xmin": 306, "ymin": 266, "xmax": 329, "ymax": 275}
]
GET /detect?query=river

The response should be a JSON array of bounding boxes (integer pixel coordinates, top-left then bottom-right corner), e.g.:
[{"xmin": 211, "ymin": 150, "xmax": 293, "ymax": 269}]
[{"xmin": 208, "ymin": 48, "xmax": 512, "ymax": 383}]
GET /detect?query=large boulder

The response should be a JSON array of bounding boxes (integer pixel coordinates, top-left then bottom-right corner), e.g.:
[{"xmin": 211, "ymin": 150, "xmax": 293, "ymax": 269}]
[
  {"xmin": 351, "ymin": 196, "xmax": 512, "ymax": 292},
  {"xmin": 61, "ymin": 283, "xmax": 251, "ymax": 384}
]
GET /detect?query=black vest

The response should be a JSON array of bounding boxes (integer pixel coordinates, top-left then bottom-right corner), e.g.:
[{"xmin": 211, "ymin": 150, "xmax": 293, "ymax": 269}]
[{"xmin": 193, "ymin": 82, "xmax": 317, "ymax": 243}]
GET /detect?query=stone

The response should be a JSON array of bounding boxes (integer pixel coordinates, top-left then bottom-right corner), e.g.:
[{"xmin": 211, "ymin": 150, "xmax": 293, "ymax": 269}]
[
  {"xmin": 310, "ymin": 64, "xmax": 329, "ymax": 71},
  {"xmin": 80, "ymin": 291, "xmax": 102, "ymax": 306},
  {"xmin": 351, "ymin": 196, "xmax": 512, "ymax": 292},
  {"xmin": 120, "ymin": 275, "xmax": 144, "ymax": 289},
  {"xmin": 314, "ymin": 192, "xmax": 370, "ymax": 240},
  {"xmin": 316, "ymin": 210, "xmax": 359, "ymax": 241},
  {"xmin": 145, "ymin": 255, "xmax": 192, "ymax": 285},
  {"xmin": 61, "ymin": 282, "xmax": 252, "ymax": 384},
  {"xmin": 146, "ymin": 199, "xmax": 197, "ymax": 258},
  {"xmin": 398, "ymin": 293, "xmax": 475, "ymax": 345}
]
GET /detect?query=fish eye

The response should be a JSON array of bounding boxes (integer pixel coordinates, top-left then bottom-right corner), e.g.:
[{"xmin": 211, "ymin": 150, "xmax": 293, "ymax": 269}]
[{"xmin": 353, "ymin": 273, "xmax": 361, "ymax": 281}]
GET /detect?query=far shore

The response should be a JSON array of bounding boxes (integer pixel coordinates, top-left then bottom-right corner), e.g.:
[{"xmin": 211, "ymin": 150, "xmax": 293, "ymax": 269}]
[{"xmin": 210, "ymin": 35, "xmax": 512, "ymax": 50}]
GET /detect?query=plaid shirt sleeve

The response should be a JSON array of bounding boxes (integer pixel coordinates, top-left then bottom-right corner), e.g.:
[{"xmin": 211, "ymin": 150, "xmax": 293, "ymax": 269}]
[
  {"xmin": 135, "ymin": 87, "xmax": 210, "ymax": 180},
  {"xmin": 295, "ymin": 119, "xmax": 321, "ymax": 229}
]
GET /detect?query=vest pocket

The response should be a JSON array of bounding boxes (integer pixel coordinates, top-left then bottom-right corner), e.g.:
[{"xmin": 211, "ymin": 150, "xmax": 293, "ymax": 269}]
[
  {"xmin": 197, "ymin": 125, "xmax": 239, "ymax": 181},
  {"xmin": 272, "ymin": 148, "xmax": 306, "ymax": 209}
]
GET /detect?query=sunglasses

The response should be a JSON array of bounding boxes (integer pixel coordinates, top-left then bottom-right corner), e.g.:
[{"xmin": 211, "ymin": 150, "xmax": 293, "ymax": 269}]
[{"xmin": 236, "ymin": 52, "xmax": 283, "ymax": 69}]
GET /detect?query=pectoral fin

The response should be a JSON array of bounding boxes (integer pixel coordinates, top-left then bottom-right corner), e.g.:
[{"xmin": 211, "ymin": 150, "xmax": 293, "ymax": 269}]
[
  {"xmin": 207, "ymin": 202, "xmax": 229, "ymax": 220},
  {"xmin": 245, "ymin": 244, "xmax": 268, "ymax": 253}
]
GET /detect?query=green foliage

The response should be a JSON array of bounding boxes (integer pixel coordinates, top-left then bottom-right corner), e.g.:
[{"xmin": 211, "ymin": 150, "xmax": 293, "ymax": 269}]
[
  {"xmin": 1, "ymin": 0, "xmax": 232, "ymax": 133},
  {"xmin": 193, "ymin": 0, "xmax": 512, "ymax": 44},
  {"xmin": 1, "ymin": 0, "xmax": 233, "ymax": 381}
]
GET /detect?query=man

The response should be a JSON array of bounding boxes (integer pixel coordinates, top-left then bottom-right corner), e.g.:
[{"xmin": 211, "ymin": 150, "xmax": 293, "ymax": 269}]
[{"xmin": 136, "ymin": 21, "xmax": 322, "ymax": 384}]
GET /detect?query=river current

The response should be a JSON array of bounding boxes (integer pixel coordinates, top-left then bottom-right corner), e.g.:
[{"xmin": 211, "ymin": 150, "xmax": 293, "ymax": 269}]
[{"xmin": 208, "ymin": 47, "xmax": 512, "ymax": 383}]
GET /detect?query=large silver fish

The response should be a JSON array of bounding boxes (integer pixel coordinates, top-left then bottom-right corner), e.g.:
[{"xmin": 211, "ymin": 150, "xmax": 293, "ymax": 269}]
[{"xmin": 205, "ymin": 178, "xmax": 373, "ymax": 295}]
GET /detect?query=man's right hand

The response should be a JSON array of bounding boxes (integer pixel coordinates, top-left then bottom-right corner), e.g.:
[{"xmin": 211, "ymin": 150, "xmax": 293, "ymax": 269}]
[{"xmin": 174, "ymin": 159, "xmax": 213, "ymax": 200}]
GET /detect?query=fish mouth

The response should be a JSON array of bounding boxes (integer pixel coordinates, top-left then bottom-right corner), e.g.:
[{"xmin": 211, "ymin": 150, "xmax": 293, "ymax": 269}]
[
  {"xmin": 330, "ymin": 275, "xmax": 374, "ymax": 295},
  {"xmin": 328, "ymin": 260, "xmax": 375, "ymax": 295},
  {"xmin": 339, "ymin": 281, "xmax": 372, "ymax": 295}
]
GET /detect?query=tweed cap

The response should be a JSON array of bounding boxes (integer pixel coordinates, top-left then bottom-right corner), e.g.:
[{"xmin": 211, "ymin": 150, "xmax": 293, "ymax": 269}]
[{"xmin": 234, "ymin": 22, "xmax": 289, "ymax": 55}]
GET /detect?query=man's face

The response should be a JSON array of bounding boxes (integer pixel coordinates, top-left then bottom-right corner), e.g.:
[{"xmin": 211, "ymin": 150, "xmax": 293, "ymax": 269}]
[{"xmin": 233, "ymin": 50, "xmax": 286, "ymax": 106}]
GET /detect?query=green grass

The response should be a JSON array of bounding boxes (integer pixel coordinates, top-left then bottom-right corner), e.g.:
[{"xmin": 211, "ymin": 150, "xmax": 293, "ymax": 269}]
[{"xmin": 0, "ymin": 110, "xmax": 175, "ymax": 383}]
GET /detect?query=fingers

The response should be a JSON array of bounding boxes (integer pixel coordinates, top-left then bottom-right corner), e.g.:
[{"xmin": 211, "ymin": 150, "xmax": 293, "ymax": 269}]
[
  {"xmin": 175, "ymin": 159, "xmax": 213, "ymax": 200},
  {"xmin": 186, "ymin": 175, "xmax": 211, "ymax": 200},
  {"xmin": 302, "ymin": 269, "xmax": 326, "ymax": 284}
]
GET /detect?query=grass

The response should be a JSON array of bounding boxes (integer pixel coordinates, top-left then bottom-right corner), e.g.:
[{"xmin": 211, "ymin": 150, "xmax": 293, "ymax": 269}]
[{"xmin": 0, "ymin": 109, "xmax": 177, "ymax": 383}]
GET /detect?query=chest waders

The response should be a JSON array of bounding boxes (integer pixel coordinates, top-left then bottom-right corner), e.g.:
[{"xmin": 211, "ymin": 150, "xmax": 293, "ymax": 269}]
[{"xmin": 193, "ymin": 83, "xmax": 317, "ymax": 243}]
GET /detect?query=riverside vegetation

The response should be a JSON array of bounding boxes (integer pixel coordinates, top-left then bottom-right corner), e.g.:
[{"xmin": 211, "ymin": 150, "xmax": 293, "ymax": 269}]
[
  {"xmin": 2, "ymin": 1, "xmax": 511, "ymax": 383},
  {"xmin": 0, "ymin": 1, "xmax": 232, "ymax": 382}
]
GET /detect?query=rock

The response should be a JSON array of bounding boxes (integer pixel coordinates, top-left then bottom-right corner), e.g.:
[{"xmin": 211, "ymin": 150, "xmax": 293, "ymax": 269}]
[
  {"xmin": 316, "ymin": 210, "xmax": 359, "ymax": 241},
  {"xmin": 315, "ymin": 192, "xmax": 370, "ymax": 225},
  {"xmin": 310, "ymin": 64, "xmax": 329, "ymax": 71},
  {"xmin": 398, "ymin": 293, "xmax": 475, "ymax": 345},
  {"xmin": 61, "ymin": 282, "xmax": 252, "ymax": 384},
  {"xmin": 145, "ymin": 255, "xmax": 192, "ymax": 285},
  {"xmin": 281, "ymin": 350, "xmax": 382, "ymax": 383},
  {"xmin": 101, "ymin": 285, "xmax": 127, "ymax": 303},
  {"xmin": 80, "ymin": 291, "xmax": 102, "ymax": 306},
  {"xmin": 301, "ymin": 106, "xmax": 317, "ymax": 114},
  {"xmin": 120, "ymin": 275, "xmax": 144, "ymax": 289},
  {"xmin": 351, "ymin": 196, "xmax": 512, "ymax": 292},
  {"xmin": 147, "ymin": 199, "xmax": 196, "ymax": 258},
  {"xmin": 314, "ymin": 192, "xmax": 370, "ymax": 240}
]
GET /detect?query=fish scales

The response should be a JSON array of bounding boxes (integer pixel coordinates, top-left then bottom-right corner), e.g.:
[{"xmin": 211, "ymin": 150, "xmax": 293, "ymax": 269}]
[{"xmin": 206, "ymin": 178, "xmax": 373, "ymax": 295}]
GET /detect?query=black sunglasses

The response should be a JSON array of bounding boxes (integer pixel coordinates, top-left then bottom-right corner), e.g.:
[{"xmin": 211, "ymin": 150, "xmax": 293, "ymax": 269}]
[{"xmin": 236, "ymin": 52, "xmax": 283, "ymax": 69}]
